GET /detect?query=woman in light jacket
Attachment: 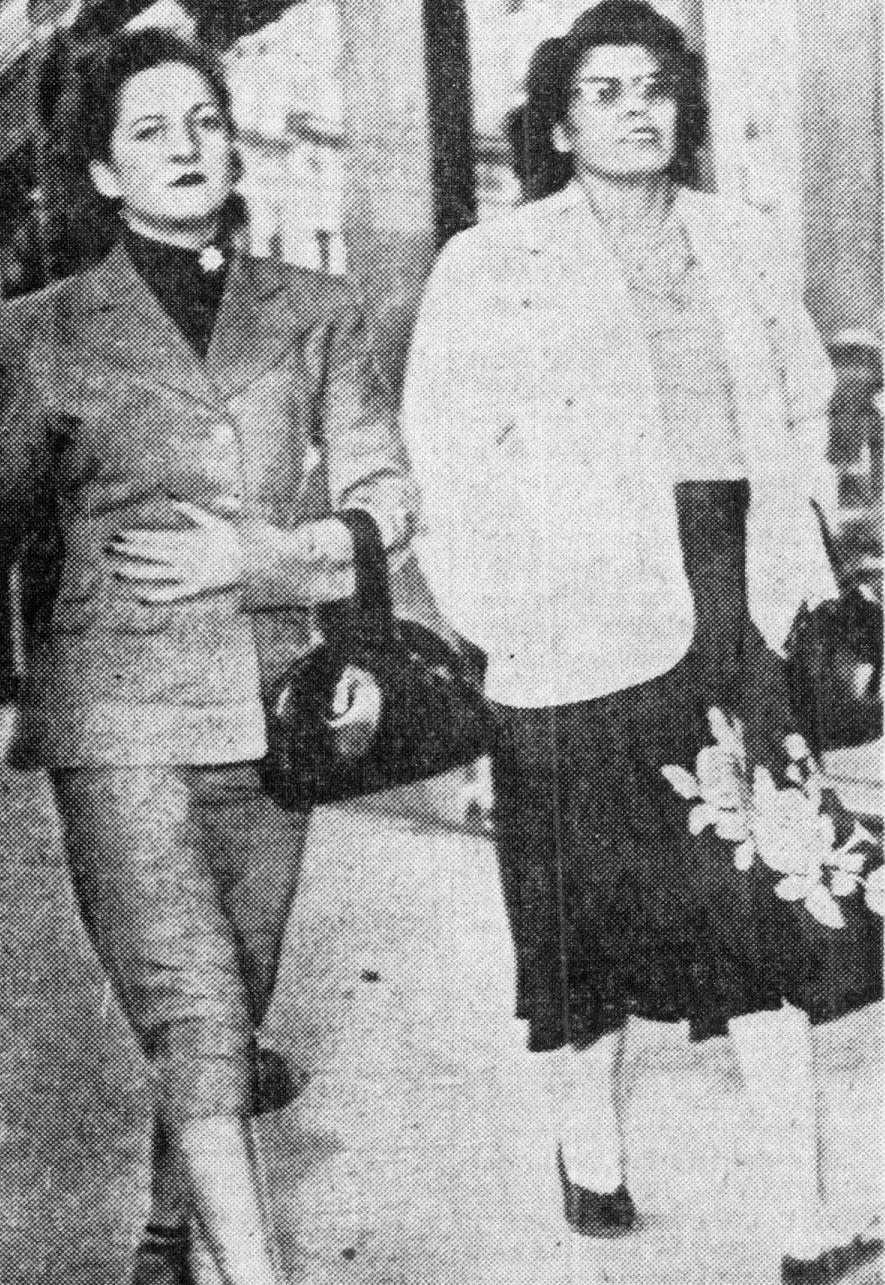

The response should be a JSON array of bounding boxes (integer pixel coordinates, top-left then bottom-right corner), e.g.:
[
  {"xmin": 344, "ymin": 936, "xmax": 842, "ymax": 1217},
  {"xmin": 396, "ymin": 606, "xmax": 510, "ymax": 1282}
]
[
  {"xmin": 402, "ymin": 4, "xmax": 881, "ymax": 1279},
  {"xmin": 1, "ymin": 28, "xmax": 415, "ymax": 1285}
]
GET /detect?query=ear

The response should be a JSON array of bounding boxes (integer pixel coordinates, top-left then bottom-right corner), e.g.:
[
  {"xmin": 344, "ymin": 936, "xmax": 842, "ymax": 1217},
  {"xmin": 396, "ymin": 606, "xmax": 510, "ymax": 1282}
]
[
  {"xmin": 551, "ymin": 122, "xmax": 573, "ymax": 155},
  {"xmin": 89, "ymin": 159, "xmax": 122, "ymax": 200}
]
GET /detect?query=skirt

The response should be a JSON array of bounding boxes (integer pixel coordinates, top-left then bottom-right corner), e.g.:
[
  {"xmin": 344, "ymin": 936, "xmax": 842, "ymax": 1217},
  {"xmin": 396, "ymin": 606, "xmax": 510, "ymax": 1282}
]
[{"xmin": 490, "ymin": 482, "xmax": 883, "ymax": 1049}]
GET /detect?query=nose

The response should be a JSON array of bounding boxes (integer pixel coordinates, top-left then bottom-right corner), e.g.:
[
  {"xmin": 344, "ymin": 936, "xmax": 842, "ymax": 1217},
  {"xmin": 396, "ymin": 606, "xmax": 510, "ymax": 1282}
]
[
  {"xmin": 620, "ymin": 79, "xmax": 652, "ymax": 114},
  {"xmin": 168, "ymin": 118, "xmax": 200, "ymax": 160},
  {"xmin": 622, "ymin": 89, "xmax": 647, "ymax": 114}
]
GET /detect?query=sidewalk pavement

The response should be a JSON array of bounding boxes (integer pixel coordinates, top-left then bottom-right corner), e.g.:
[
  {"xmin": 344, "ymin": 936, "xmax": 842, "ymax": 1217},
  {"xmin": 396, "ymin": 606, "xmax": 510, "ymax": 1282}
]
[{"xmin": 0, "ymin": 768, "xmax": 880, "ymax": 1284}]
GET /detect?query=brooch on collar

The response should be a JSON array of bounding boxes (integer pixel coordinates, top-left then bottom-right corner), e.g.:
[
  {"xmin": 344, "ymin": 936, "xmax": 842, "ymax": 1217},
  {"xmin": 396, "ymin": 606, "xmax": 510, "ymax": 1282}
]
[{"xmin": 198, "ymin": 245, "xmax": 225, "ymax": 273}]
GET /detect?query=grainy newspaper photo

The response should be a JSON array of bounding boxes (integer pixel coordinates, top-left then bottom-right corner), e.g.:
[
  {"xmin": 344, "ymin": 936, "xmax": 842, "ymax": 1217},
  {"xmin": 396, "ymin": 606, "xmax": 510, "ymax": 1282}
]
[{"xmin": 0, "ymin": 1, "xmax": 881, "ymax": 1282}]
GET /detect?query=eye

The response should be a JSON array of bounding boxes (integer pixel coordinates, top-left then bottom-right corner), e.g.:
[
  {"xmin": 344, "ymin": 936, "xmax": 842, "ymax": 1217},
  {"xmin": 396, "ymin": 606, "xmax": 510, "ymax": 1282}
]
[
  {"xmin": 195, "ymin": 109, "xmax": 226, "ymax": 132},
  {"xmin": 131, "ymin": 121, "xmax": 165, "ymax": 142},
  {"xmin": 644, "ymin": 75, "xmax": 675, "ymax": 101},
  {"xmin": 595, "ymin": 80, "xmax": 621, "ymax": 106},
  {"xmin": 573, "ymin": 78, "xmax": 620, "ymax": 106}
]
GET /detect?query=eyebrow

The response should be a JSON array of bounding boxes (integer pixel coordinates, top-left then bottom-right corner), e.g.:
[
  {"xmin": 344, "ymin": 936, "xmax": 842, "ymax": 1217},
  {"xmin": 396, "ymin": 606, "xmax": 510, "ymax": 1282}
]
[
  {"xmin": 577, "ymin": 73, "xmax": 664, "ymax": 83},
  {"xmin": 125, "ymin": 102, "xmax": 220, "ymax": 128}
]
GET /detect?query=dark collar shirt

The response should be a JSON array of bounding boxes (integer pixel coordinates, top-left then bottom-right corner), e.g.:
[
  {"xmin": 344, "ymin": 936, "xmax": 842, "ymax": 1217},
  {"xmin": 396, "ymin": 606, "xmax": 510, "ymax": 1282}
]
[{"xmin": 124, "ymin": 227, "xmax": 229, "ymax": 359}]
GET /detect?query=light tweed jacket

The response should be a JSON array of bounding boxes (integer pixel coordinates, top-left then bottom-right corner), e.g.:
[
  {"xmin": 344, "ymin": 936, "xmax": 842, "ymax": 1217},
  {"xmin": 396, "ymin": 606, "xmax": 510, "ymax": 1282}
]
[{"xmin": 0, "ymin": 243, "xmax": 416, "ymax": 766}]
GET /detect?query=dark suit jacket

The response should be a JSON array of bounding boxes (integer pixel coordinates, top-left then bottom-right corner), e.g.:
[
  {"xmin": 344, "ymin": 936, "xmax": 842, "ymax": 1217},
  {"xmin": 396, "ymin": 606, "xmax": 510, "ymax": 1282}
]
[{"xmin": 0, "ymin": 242, "xmax": 416, "ymax": 766}]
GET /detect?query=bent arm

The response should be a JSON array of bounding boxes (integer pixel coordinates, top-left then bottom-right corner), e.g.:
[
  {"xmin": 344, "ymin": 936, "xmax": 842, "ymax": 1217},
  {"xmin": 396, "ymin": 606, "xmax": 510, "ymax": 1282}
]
[
  {"xmin": 399, "ymin": 238, "xmax": 503, "ymax": 653},
  {"xmin": 239, "ymin": 289, "xmax": 418, "ymax": 612},
  {"xmin": 742, "ymin": 206, "xmax": 838, "ymax": 518}
]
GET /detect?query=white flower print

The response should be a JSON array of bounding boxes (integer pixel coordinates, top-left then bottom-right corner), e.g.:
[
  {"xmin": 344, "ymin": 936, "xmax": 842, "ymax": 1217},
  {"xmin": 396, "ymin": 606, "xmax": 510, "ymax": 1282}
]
[
  {"xmin": 661, "ymin": 708, "xmax": 883, "ymax": 929},
  {"xmin": 864, "ymin": 864, "xmax": 885, "ymax": 916},
  {"xmin": 662, "ymin": 708, "xmax": 752, "ymax": 853}
]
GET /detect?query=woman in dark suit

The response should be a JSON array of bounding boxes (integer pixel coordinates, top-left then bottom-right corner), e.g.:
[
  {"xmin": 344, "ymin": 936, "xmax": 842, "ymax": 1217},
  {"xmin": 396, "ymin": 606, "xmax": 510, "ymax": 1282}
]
[{"xmin": 1, "ymin": 27, "xmax": 415, "ymax": 1285}]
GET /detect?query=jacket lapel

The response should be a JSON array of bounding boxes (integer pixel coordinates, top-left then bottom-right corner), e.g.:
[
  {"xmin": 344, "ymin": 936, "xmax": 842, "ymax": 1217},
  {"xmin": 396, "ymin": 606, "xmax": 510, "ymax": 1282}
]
[
  {"xmin": 205, "ymin": 254, "xmax": 299, "ymax": 401},
  {"xmin": 676, "ymin": 191, "xmax": 792, "ymax": 470},
  {"xmin": 60, "ymin": 242, "xmax": 217, "ymax": 405},
  {"xmin": 58, "ymin": 244, "xmax": 302, "ymax": 409}
]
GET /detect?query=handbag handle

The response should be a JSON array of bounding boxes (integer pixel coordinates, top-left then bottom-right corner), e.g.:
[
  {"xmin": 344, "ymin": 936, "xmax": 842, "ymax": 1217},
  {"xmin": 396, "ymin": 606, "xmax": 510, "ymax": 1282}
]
[
  {"xmin": 810, "ymin": 499, "xmax": 850, "ymax": 598},
  {"xmin": 316, "ymin": 508, "xmax": 395, "ymax": 644},
  {"xmin": 338, "ymin": 507, "xmax": 394, "ymax": 615}
]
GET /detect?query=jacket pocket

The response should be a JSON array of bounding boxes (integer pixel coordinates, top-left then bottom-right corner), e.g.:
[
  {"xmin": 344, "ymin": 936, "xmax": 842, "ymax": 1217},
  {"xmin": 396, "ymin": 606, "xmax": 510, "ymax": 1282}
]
[
  {"xmin": 109, "ymin": 595, "xmax": 175, "ymax": 636},
  {"xmin": 50, "ymin": 567, "xmax": 174, "ymax": 638}
]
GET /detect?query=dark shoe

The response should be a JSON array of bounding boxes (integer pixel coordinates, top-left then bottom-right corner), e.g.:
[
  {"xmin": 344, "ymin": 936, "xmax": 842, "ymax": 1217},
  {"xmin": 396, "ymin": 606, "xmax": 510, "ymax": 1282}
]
[
  {"xmin": 782, "ymin": 1234, "xmax": 883, "ymax": 1283},
  {"xmin": 131, "ymin": 1224, "xmax": 193, "ymax": 1285},
  {"xmin": 556, "ymin": 1146, "xmax": 637, "ymax": 1237},
  {"xmin": 251, "ymin": 1044, "xmax": 308, "ymax": 1116}
]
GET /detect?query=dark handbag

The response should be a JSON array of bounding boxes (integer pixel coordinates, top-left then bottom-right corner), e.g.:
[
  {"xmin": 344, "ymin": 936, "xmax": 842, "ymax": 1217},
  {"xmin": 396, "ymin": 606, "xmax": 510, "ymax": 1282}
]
[
  {"xmin": 263, "ymin": 509, "xmax": 493, "ymax": 812},
  {"xmin": 785, "ymin": 503, "xmax": 882, "ymax": 751}
]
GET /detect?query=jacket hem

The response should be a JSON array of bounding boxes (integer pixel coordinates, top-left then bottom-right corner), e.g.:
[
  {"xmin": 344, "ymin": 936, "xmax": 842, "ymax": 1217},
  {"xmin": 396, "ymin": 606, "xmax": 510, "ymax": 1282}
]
[{"xmin": 11, "ymin": 699, "xmax": 268, "ymax": 768}]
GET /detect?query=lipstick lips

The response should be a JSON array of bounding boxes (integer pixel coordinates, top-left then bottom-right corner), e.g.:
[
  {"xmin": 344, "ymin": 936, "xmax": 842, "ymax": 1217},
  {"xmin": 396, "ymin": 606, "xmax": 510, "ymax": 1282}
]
[
  {"xmin": 171, "ymin": 172, "xmax": 206, "ymax": 187},
  {"xmin": 623, "ymin": 125, "xmax": 661, "ymax": 142}
]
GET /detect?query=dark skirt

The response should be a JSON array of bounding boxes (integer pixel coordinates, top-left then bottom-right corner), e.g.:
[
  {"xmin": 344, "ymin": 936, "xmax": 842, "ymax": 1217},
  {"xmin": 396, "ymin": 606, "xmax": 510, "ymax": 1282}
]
[{"xmin": 491, "ymin": 481, "xmax": 883, "ymax": 1050}]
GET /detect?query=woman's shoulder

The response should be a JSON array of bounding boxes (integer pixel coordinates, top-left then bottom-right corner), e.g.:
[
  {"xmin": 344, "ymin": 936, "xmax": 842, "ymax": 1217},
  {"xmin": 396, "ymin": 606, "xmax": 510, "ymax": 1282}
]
[
  {"xmin": 0, "ymin": 272, "xmax": 80, "ymax": 359},
  {"xmin": 677, "ymin": 188, "xmax": 782, "ymax": 257},
  {"xmin": 243, "ymin": 254, "xmax": 363, "ymax": 317},
  {"xmin": 423, "ymin": 195, "xmax": 567, "ymax": 290}
]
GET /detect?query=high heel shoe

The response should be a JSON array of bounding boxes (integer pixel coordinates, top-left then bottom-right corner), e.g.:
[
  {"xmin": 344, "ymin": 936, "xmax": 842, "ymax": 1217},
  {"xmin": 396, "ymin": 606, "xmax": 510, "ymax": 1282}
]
[
  {"xmin": 130, "ymin": 1223, "xmax": 193, "ymax": 1285},
  {"xmin": 556, "ymin": 1146, "xmax": 637, "ymax": 1237},
  {"xmin": 781, "ymin": 1233, "xmax": 883, "ymax": 1283}
]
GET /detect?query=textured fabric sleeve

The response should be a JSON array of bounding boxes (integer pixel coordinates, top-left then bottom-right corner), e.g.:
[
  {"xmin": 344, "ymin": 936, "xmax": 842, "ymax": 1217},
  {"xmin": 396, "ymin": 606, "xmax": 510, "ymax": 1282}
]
[
  {"xmin": 320, "ymin": 286, "xmax": 418, "ymax": 551},
  {"xmin": 239, "ymin": 281, "xmax": 418, "ymax": 612}
]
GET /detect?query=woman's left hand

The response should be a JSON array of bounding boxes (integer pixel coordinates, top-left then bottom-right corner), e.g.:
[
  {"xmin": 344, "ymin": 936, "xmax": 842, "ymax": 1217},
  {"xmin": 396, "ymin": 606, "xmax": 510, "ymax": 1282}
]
[{"xmin": 110, "ymin": 501, "xmax": 244, "ymax": 603}]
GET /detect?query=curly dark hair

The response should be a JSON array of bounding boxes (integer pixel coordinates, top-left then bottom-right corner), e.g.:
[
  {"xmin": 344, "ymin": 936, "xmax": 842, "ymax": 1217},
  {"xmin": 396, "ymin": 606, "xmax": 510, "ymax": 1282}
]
[
  {"xmin": 73, "ymin": 26, "xmax": 235, "ymax": 163},
  {"xmin": 512, "ymin": 1, "xmax": 709, "ymax": 201}
]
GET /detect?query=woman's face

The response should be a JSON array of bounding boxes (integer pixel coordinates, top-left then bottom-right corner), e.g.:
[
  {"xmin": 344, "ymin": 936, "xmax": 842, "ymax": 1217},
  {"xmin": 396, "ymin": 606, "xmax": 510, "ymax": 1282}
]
[
  {"xmin": 554, "ymin": 43, "xmax": 678, "ymax": 182},
  {"xmin": 89, "ymin": 61, "xmax": 234, "ymax": 238}
]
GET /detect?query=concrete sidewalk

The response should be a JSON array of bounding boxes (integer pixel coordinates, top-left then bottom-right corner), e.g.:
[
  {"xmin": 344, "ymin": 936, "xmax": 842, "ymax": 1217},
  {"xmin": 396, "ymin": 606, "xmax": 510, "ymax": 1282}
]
[{"xmin": 0, "ymin": 770, "xmax": 880, "ymax": 1284}]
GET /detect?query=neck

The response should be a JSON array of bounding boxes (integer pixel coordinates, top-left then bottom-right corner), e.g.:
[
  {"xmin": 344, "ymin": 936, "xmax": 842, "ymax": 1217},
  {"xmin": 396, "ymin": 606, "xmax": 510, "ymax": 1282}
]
[
  {"xmin": 574, "ymin": 169, "xmax": 674, "ymax": 231},
  {"xmin": 122, "ymin": 212, "xmax": 220, "ymax": 252}
]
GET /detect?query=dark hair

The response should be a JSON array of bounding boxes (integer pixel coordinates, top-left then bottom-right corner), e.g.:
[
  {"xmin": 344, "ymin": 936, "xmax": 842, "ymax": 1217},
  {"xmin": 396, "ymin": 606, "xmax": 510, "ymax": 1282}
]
[
  {"xmin": 75, "ymin": 26, "xmax": 235, "ymax": 162},
  {"xmin": 515, "ymin": 1, "xmax": 708, "ymax": 201}
]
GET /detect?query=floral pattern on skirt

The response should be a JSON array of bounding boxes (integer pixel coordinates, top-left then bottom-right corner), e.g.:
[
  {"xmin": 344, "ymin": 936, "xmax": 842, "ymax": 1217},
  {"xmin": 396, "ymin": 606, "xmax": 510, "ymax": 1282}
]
[{"xmin": 490, "ymin": 482, "xmax": 882, "ymax": 1052}]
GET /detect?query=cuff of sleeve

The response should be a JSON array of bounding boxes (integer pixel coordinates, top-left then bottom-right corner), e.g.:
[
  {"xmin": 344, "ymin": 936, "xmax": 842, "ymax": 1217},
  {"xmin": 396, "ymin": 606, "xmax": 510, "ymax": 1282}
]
[{"xmin": 239, "ymin": 518, "xmax": 355, "ymax": 612}]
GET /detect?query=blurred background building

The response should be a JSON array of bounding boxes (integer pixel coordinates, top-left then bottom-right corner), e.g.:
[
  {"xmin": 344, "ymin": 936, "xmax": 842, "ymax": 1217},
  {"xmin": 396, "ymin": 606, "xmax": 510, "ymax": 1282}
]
[{"xmin": 0, "ymin": 0, "xmax": 879, "ymax": 814}]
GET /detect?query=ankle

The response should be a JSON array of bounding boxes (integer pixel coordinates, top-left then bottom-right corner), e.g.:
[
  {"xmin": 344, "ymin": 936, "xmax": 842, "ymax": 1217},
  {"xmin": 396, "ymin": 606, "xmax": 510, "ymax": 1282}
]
[
  {"xmin": 559, "ymin": 1136, "xmax": 623, "ymax": 1195},
  {"xmin": 144, "ymin": 1220, "xmax": 188, "ymax": 1238},
  {"xmin": 145, "ymin": 1211, "xmax": 189, "ymax": 1236},
  {"xmin": 782, "ymin": 1210, "xmax": 835, "ymax": 1261}
]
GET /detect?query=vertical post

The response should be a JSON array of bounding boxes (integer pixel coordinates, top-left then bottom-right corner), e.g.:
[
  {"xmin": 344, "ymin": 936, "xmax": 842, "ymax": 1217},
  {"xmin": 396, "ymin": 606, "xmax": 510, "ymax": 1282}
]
[
  {"xmin": 421, "ymin": 0, "xmax": 477, "ymax": 247},
  {"xmin": 797, "ymin": 0, "xmax": 882, "ymax": 339},
  {"xmin": 338, "ymin": 0, "xmax": 478, "ymax": 389},
  {"xmin": 337, "ymin": 0, "xmax": 437, "ymax": 392}
]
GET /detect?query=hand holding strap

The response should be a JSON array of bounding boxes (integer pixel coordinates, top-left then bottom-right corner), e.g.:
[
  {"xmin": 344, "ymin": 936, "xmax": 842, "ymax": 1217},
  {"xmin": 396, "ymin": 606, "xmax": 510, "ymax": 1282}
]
[{"xmin": 316, "ymin": 508, "xmax": 395, "ymax": 651}]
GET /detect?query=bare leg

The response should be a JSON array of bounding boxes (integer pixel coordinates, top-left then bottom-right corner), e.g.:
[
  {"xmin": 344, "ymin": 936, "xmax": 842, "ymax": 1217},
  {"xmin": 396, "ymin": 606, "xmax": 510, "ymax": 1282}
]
[
  {"xmin": 176, "ymin": 1113, "xmax": 282, "ymax": 1285},
  {"xmin": 543, "ymin": 1028, "xmax": 628, "ymax": 1192},
  {"xmin": 730, "ymin": 1003, "xmax": 827, "ymax": 1258}
]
